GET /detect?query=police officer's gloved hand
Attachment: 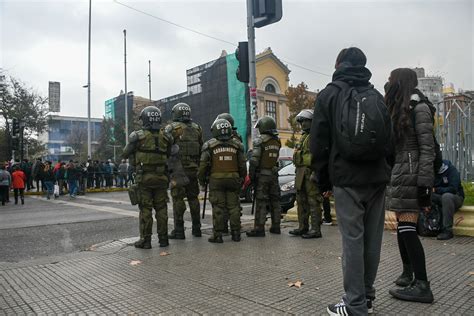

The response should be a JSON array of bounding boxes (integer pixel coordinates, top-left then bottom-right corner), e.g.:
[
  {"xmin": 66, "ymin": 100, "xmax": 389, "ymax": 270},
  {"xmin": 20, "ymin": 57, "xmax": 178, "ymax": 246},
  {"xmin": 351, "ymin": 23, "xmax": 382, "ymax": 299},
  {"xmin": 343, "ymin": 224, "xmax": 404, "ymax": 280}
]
[{"xmin": 417, "ymin": 186, "xmax": 432, "ymax": 208}]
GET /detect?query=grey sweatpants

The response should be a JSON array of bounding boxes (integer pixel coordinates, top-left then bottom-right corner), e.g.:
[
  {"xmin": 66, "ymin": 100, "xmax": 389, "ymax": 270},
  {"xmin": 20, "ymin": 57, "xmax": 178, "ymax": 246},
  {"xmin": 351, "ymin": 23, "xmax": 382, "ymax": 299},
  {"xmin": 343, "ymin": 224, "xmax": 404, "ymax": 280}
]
[
  {"xmin": 333, "ymin": 184, "xmax": 386, "ymax": 316},
  {"xmin": 431, "ymin": 192, "xmax": 464, "ymax": 232}
]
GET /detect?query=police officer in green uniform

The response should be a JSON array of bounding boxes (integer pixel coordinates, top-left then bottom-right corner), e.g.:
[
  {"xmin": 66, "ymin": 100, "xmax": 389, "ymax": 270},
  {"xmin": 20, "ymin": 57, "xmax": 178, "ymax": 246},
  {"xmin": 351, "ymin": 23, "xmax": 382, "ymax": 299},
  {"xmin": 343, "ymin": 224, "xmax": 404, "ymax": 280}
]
[
  {"xmin": 289, "ymin": 109, "xmax": 323, "ymax": 238},
  {"xmin": 198, "ymin": 119, "xmax": 247, "ymax": 243},
  {"xmin": 122, "ymin": 106, "xmax": 172, "ymax": 249},
  {"xmin": 216, "ymin": 113, "xmax": 244, "ymax": 233},
  {"xmin": 246, "ymin": 116, "xmax": 282, "ymax": 237},
  {"xmin": 165, "ymin": 103, "xmax": 204, "ymax": 239}
]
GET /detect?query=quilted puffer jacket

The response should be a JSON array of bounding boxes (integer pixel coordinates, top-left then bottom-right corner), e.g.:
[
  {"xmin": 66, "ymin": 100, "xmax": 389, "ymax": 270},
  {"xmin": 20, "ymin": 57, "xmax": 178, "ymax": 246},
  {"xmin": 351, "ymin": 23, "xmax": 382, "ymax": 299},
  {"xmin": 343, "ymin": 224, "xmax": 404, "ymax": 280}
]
[{"xmin": 389, "ymin": 97, "xmax": 436, "ymax": 212}]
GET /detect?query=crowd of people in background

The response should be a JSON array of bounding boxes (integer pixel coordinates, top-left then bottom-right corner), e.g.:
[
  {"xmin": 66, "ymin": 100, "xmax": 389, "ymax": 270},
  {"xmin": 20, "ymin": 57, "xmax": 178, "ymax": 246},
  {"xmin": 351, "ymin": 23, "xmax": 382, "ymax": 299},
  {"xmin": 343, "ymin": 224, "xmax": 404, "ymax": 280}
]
[{"xmin": 0, "ymin": 158, "xmax": 134, "ymax": 204}]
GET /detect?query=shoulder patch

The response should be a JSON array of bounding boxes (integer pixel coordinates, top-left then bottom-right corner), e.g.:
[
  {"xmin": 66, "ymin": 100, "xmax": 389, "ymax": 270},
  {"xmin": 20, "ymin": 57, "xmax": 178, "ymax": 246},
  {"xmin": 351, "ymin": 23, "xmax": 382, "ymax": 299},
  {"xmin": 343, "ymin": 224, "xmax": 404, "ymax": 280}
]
[{"xmin": 130, "ymin": 130, "xmax": 145, "ymax": 143}]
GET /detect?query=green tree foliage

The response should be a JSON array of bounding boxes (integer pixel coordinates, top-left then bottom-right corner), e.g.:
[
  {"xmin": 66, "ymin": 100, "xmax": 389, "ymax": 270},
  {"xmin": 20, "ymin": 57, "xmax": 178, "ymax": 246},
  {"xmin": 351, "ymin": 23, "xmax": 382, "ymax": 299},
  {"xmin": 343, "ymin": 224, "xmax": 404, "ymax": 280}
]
[
  {"xmin": 95, "ymin": 117, "xmax": 125, "ymax": 162},
  {"xmin": 0, "ymin": 75, "xmax": 48, "ymax": 158},
  {"xmin": 284, "ymin": 82, "xmax": 316, "ymax": 148}
]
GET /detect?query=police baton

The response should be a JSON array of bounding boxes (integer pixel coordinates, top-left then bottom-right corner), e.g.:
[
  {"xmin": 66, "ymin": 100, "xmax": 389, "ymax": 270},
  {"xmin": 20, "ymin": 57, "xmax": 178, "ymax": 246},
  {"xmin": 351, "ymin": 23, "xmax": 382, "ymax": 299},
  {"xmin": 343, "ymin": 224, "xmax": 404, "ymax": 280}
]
[{"xmin": 202, "ymin": 183, "xmax": 208, "ymax": 219}]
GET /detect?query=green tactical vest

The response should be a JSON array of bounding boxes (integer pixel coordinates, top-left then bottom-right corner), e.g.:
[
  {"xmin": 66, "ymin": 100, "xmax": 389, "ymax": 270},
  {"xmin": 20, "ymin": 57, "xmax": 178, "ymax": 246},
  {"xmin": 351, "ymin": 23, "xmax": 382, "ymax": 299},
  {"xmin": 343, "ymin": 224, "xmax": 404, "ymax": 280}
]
[
  {"xmin": 172, "ymin": 122, "xmax": 201, "ymax": 169},
  {"xmin": 135, "ymin": 130, "xmax": 168, "ymax": 173},
  {"xmin": 293, "ymin": 133, "xmax": 312, "ymax": 168},
  {"xmin": 260, "ymin": 136, "xmax": 281, "ymax": 170},
  {"xmin": 209, "ymin": 140, "xmax": 239, "ymax": 174}
]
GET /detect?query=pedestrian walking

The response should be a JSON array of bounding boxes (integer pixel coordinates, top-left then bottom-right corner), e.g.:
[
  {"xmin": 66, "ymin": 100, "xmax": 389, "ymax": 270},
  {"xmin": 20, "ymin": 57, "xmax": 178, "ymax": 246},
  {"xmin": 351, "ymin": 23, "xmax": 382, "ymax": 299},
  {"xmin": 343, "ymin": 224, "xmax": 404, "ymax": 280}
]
[
  {"xmin": 0, "ymin": 165, "xmax": 11, "ymax": 206},
  {"xmin": 166, "ymin": 103, "xmax": 204, "ymax": 239},
  {"xmin": 289, "ymin": 109, "xmax": 323, "ymax": 239},
  {"xmin": 198, "ymin": 118, "xmax": 247, "ymax": 243},
  {"xmin": 42, "ymin": 161, "xmax": 56, "ymax": 199},
  {"xmin": 11, "ymin": 165, "xmax": 26, "ymax": 205},
  {"xmin": 385, "ymin": 68, "xmax": 435, "ymax": 303},
  {"xmin": 246, "ymin": 116, "xmax": 282, "ymax": 237},
  {"xmin": 122, "ymin": 106, "xmax": 172, "ymax": 249},
  {"xmin": 310, "ymin": 47, "xmax": 393, "ymax": 315}
]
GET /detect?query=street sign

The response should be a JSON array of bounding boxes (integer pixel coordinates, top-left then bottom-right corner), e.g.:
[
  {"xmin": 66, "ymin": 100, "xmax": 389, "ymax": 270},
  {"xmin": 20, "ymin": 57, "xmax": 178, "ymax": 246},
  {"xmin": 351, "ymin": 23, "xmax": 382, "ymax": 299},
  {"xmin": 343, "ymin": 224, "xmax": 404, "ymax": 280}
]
[{"xmin": 48, "ymin": 81, "xmax": 60, "ymax": 112}]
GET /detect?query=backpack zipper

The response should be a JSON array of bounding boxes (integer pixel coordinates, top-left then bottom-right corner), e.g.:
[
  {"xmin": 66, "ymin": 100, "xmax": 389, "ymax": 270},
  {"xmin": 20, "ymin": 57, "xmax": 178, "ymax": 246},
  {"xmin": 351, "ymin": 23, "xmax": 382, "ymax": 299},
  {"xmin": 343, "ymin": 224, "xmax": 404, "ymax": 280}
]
[
  {"xmin": 408, "ymin": 152, "xmax": 413, "ymax": 173},
  {"xmin": 355, "ymin": 101, "xmax": 360, "ymax": 136}
]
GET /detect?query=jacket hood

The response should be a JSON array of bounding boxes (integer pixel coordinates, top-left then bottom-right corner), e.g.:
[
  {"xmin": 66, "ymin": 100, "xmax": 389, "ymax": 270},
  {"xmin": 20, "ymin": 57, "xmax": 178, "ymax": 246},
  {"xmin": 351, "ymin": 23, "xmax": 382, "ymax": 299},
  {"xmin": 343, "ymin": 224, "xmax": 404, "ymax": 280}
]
[{"xmin": 332, "ymin": 63, "xmax": 372, "ymax": 86}]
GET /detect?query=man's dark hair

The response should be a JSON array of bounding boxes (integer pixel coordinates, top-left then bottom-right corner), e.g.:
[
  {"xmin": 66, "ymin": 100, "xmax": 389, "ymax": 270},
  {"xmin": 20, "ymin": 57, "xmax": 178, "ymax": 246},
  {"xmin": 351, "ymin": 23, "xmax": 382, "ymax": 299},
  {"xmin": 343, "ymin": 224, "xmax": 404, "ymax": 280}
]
[{"xmin": 335, "ymin": 47, "xmax": 367, "ymax": 67}]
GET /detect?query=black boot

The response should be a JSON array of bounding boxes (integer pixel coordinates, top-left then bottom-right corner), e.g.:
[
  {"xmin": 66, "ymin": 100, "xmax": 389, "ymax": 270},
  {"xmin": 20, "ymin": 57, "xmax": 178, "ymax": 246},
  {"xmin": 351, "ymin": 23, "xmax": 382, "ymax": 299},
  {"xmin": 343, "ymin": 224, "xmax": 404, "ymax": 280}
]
[
  {"xmin": 21, "ymin": 198, "xmax": 24, "ymax": 205},
  {"xmin": 269, "ymin": 226, "xmax": 281, "ymax": 234},
  {"xmin": 394, "ymin": 264, "xmax": 414, "ymax": 287},
  {"xmin": 192, "ymin": 221, "xmax": 202, "ymax": 237},
  {"xmin": 302, "ymin": 229, "xmax": 322, "ymax": 239},
  {"xmin": 289, "ymin": 228, "xmax": 308, "ymax": 236},
  {"xmin": 168, "ymin": 226, "xmax": 185, "ymax": 239},
  {"xmin": 14, "ymin": 198, "xmax": 18, "ymax": 205},
  {"xmin": 437, "ymin": 230, "xmax": 454, "ymax": 240},
  {"xmin": 208, "ymin": 233, "xmax": 223, "ymax": 243},
  {"xmin": 246, "ymin": 227, "xmax": 265, "ymax": 237},
  {"xmin": 231, "ymin": 231, "xmax": 241, "ymax": 242},
  {"xmin": 389, "ymin": 279, "xmax": 434, "ymax": 303},
  {"xmin": 158, "ymin": 235, "xmax": 169, "ymax": 247},
  {"xmin": 134, "ymin": 236, "xmax": 152, "ymax": 249}
]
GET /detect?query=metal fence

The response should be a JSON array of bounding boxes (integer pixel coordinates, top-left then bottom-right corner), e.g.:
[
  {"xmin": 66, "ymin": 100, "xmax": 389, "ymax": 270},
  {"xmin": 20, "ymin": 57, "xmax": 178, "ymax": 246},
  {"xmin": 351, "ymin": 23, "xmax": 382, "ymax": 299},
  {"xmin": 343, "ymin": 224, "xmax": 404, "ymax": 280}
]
[{"xmin": 434, "ymin": 98, "xmax": 473, "ymax": 181}]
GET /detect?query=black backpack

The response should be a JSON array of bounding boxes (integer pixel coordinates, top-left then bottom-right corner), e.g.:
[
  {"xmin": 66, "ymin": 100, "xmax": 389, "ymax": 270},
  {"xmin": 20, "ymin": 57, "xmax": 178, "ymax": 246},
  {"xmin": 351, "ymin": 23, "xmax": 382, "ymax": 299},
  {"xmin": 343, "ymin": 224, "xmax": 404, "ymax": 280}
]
[
  {"xmin": 410, "ymin": 103, "xmax": 443, "ymax": 174},
  {"xmin": 330, "ymin": 81, "xmax": 392, "ymax": 161}
]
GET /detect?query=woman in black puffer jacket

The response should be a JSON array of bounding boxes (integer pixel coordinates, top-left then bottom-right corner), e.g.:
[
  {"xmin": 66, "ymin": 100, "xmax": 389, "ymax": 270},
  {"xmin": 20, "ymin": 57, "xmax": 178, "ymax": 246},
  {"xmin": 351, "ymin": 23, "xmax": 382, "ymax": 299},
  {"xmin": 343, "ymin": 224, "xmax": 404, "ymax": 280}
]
[{"xmin": 385, "ymin": 68, "xmax": 435, "ymax": 304}]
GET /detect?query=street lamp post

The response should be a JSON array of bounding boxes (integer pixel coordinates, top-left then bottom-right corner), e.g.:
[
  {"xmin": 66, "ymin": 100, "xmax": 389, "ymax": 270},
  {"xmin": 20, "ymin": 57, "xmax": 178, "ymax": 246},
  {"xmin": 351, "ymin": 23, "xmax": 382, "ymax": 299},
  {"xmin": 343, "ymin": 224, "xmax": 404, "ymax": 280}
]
[
  {"xmin": 123, "ymin": 29, "xmax": 129, "ymax": 145},
  {"xmin": 87, "ymin": 0, "xmax": 92, "ymax": 159}
]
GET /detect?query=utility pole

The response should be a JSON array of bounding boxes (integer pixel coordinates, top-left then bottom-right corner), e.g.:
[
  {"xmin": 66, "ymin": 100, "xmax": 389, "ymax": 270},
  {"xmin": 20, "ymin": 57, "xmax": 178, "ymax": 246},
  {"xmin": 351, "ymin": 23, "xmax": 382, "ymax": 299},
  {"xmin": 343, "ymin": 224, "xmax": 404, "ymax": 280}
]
[
  {"xmin": 123, "ymin": 29, "xmax": 129, "ymax": 145},
  {"xmin": 148, "ymin": 60, "xmax": 152, "ymax": 101},
  {"xmin": 87, "ymin": 0, "xmax": 92, "ymax": 159},
  {"xmin": 246, "ymin": 0, "xmax": 258, "ymax": 140}
]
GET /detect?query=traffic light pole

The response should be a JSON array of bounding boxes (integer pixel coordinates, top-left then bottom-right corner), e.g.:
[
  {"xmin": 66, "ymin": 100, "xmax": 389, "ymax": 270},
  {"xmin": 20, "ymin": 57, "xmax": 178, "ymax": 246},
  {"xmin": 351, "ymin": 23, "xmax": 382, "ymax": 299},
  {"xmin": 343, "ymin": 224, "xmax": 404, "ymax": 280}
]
[{"xmin": 246, "ymin": 0, "xmax": 258, "ymax": 141}]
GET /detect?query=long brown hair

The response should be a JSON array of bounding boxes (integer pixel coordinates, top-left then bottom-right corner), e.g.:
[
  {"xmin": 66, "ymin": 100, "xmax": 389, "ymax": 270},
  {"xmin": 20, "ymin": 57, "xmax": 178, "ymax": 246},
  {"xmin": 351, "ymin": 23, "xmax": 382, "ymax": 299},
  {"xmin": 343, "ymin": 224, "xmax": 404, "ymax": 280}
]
[{"xmin": 384, "ymin": 68, "xmax": 418, "ymax": 144}]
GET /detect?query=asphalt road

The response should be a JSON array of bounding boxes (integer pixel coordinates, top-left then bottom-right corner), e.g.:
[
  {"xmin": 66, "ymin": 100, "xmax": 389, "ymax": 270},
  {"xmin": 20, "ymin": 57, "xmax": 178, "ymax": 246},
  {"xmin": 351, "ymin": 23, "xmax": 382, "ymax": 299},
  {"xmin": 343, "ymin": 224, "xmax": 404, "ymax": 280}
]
[{"xmin": 0, "ymin": 191, "xmax": 253, "ymax": 263}]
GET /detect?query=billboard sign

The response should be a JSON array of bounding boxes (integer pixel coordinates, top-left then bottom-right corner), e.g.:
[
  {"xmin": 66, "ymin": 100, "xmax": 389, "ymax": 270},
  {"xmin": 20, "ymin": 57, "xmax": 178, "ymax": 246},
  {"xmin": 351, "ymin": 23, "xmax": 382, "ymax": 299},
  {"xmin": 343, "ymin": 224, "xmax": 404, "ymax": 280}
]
[{"xmin": 48, "ymin": 81, "xmax": 60, "ymax": 112}]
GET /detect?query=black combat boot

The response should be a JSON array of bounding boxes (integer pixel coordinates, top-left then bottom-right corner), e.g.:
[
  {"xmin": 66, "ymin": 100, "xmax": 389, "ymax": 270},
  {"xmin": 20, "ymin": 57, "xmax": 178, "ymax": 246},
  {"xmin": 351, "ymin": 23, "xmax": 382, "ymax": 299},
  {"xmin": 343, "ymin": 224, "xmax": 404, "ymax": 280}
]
[
  {"xmin": 168, "ymin": 224, "xmax": 185, "ymax": 239},
  {"xmin": 208, "ymin": 233, "xmax": 223, "ymax": 243},
  {"xmin": 246, "ymin": 226, "xmax": 265, "ymax": 237},
  {"xmin": 302, "ymin": 229, "xmax": 322, "ymax": 239},
  {"xmin": 192, "ymin": 221, "xmax": 202, "ymax": 237},
  {"xmin": 389, "ymin": 279, "xmax": 434, "ymax": 303},
  {"xmin": 134, "ymin": 236, "xmax": 152, "ymax": 249},
  {"xmin": 231, "ymin": 231, "xmax": 241, "ymax": 242},
  {"xmin": 289, "ymin": 228, "xmax": 308, "ymax": 236},
  {"xmin": 269, "ymin": 226, "xmax": 281, "ymax": 234},
  {"xmin": 303, "ymin": 208, "xmax": 322, "ymax": 238},
  {"xmin": 394, "ymin": 264, "xmax": 414, "ymax": 287},
  {"xmin": 158, "ymin": 235, "xmax": 169, "ymax": 247}
]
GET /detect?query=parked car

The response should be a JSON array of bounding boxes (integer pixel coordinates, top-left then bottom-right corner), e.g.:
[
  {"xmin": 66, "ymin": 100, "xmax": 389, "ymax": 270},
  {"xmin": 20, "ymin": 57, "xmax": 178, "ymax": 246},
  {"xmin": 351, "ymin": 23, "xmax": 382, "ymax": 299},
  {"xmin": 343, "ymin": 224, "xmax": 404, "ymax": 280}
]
[{"xmin": 278, "ymin": 163, "xmax": 296, "ymax": 212}]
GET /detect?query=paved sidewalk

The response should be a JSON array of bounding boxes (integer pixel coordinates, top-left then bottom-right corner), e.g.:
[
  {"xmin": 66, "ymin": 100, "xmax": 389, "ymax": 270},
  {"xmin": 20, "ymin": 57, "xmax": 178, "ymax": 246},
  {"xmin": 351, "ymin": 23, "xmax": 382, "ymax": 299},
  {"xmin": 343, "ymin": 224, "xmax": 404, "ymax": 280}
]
[{"xmin": 1, "ymin": 222, "xmax": 473, "ymax": 315}]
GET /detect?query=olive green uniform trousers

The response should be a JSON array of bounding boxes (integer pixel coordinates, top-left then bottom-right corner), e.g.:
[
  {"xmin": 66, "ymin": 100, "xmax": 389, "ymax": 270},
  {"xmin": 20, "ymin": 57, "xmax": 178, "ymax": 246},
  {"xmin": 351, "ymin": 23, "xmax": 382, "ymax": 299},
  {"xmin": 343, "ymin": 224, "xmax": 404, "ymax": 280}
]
[
  {"xmin": 254, "ymin": 173, "xmax": 281, "ymax": 227},
  {"xmin": 209, "ymin": 178, "xmax": 241, "ymax": 233}
]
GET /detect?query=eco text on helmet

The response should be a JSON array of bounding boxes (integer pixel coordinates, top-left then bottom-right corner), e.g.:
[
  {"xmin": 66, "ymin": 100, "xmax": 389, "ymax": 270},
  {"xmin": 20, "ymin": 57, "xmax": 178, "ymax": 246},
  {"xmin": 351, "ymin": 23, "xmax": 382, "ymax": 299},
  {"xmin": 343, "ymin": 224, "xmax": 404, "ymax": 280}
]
[
  {"xmin": 147, "ymin": 111, "xmax": 161, "ymax": 122},
  {"xmin": 217, "ymin": 121, "xmax": 231, "ymax": 134},
  {"xmin": 178, "ymin": 105, "xmax": 190, "ymax": 118}
]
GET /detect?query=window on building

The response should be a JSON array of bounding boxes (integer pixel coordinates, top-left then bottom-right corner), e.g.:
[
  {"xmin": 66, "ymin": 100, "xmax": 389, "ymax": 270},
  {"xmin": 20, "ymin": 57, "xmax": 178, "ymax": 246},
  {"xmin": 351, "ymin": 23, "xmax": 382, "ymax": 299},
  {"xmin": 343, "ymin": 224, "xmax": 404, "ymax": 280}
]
[
  {"xmin": 265, "ymin": 83, "xmax": 276, "ymax": 93},
  {"xmin": 265, "ymin": 100, "xmax": 277, "ymax": 120}
]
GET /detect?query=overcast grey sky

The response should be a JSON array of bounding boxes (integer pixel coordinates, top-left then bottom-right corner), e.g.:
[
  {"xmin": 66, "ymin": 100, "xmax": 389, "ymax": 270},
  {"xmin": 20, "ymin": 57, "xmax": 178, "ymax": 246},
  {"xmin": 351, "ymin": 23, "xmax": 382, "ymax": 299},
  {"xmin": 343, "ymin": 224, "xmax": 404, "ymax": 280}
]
[{"xmin": 1, "ymin": 0, "xmax": 473, "ymax": 118}]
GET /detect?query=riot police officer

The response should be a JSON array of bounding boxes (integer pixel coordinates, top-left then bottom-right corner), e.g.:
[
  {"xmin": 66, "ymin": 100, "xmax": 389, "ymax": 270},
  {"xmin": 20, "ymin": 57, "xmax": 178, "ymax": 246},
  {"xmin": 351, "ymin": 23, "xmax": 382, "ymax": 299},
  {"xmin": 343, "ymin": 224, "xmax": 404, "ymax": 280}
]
[
  {"xmin": 198, "ymin": 119, "xmax": 247, "ymax": 243},
  {"xmin": 289, "ymin": 109, "xmax": 323, "ymax": 238},
  {"xmin": 122, "ymin": 106, "xmax": 172, "ymax": 249},
  {"xmin": 215, "ymin": 112, "xmax": 244, "ymax": 233},
  {"xmin": 165, "ymin": 103, "xmax": 203, "ymax": 239},
  {"xmin": 246, "ymin": 116, "xmax": 282, "ymax": 237}
]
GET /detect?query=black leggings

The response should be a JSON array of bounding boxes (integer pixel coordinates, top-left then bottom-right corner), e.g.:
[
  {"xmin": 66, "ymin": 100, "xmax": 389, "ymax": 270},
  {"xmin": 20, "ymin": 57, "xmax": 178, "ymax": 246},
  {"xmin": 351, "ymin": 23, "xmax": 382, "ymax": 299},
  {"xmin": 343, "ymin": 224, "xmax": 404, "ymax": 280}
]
[{"xmin": 14, "ymin": 188, "xmax": 25, "ymax": 202}]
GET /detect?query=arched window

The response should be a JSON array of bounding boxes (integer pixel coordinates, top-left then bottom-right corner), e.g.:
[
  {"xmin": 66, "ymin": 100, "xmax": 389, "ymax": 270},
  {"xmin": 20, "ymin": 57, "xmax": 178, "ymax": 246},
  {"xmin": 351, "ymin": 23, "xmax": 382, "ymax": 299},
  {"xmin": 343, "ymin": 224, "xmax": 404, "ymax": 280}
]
[{"xmin": 265, "ymin": 83, "xmax": 276, "ymax": 93}]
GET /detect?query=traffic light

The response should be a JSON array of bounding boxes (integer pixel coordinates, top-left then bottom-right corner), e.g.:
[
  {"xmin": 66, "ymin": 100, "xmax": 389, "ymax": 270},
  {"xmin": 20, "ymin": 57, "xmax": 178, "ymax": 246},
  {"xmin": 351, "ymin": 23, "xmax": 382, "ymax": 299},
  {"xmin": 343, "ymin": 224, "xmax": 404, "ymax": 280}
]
[
  {"xmin": 12, "ymin": 118, "xmax": 20, "ymax": 137},
  {"xmin": 236, "ymin": 41, "xmax": 249, "ymax": 83},
  {"xmin": 11, "ymin": 137, "xmax": 19, "ymax": 151},
  {"xmin": 253, "ymin": 0, "xmax": 283, "ymax": 28}
]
